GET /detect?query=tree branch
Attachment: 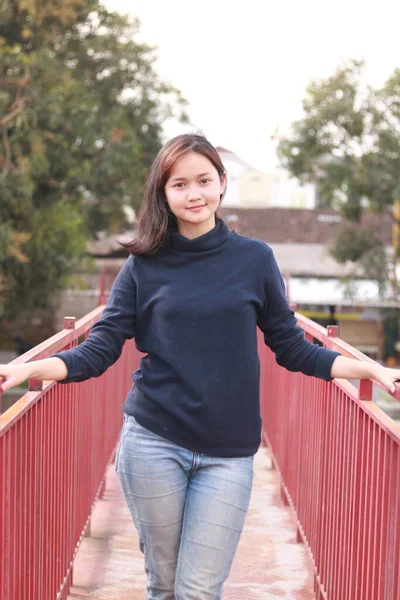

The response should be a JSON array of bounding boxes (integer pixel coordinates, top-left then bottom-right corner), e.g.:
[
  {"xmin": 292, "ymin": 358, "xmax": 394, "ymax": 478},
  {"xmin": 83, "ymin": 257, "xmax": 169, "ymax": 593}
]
[
  {"xmin": 2, "ymin": 124, "xmax": 13, "ymax": 173},
  {"xmin": 0, "ymin": 104, "xmax": 25, "ymax": 127}
]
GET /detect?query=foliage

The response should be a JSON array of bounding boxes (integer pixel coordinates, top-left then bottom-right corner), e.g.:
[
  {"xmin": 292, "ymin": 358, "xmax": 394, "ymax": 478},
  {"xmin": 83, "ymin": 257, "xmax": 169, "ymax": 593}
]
[
  {"xmin": 277, "ymin": 59, "xmax": 400, "ymax": 295},
  {"xmin": 277, "ymin": 59, "xmax": 371, "ymax": 216},
  {"xmin": 0, "ymin": 0, "xmax": 188, "ymax": 325},
  {"xmin": 329, "ymin": 225, "xmax": 388, "ymax": 296},
  {"xmin": 329, "ymin": 225, "xmax": 382, "ymax": 263},
  {"xmin": 364, "ymin": 69, "xmax": 400, "ymax": 217},
  {"xmin": 278, "ymin": 58, "xmax": 400, "ymax": 218}
]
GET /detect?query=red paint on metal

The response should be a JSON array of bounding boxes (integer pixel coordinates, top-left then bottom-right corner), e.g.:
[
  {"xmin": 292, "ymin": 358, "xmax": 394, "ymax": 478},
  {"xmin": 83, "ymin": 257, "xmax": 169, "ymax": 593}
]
[
  {"xmin": 0, "ymin": 309, "xmax": 142, "ymax": 600},
  {"xmin": 98, "ymin": 269, "xmax": 106, "ymax": 306},
  {"xmin": 259, "ymin": 312, "xmax": 400, "ymax": 600},
  {"xmin": 1, "ymin": 306, "xmax": 400, "ymax": 599}
]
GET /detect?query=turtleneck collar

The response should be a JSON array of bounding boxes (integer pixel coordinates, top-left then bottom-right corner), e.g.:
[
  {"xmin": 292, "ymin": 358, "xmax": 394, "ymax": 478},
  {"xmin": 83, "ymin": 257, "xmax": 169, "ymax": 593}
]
[{"xmin": 168, "ymin": 218, "xmax": 229, "ymax": 252}]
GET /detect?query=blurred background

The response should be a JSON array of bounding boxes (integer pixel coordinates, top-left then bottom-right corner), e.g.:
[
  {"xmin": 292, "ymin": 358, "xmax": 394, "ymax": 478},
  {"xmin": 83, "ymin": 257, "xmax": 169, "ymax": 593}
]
[{"xmin": 1, "ymin": 0, "xmax": 400, "ymax": 418}]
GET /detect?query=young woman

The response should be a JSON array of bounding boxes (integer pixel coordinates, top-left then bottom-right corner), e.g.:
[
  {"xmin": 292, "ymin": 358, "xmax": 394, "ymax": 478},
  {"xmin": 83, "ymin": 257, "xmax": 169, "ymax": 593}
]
[{"xmin": 1, "ymin": 134, "xmax": 400, "ymax": 600}]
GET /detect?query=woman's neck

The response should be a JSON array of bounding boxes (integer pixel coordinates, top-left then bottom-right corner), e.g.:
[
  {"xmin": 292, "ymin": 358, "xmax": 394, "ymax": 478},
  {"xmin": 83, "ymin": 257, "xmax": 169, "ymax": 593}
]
[{"xmin": 177, "ymin": 215, "xmax": 216, "ymax": 240}]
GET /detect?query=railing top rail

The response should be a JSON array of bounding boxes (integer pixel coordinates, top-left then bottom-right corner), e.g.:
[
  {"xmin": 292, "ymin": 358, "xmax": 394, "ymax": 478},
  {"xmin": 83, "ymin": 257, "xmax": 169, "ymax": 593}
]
[
  {"xmin": 333, "ymin": 376, "xmax": 400, "ymax": 443},
  {"xmin": 6, "ymin": 306, "xmax": 104, "ymax": 365},
  {"xmin": 2, "ymin": 306, "xmax": 399, "ymax": 436},
  {"xmin": 0, "ymin": 306, "xmax": 105, "ymax": 437},
  {"xmin": 295, "ymin": 311, "xmax": 400, "ymax": 403}
]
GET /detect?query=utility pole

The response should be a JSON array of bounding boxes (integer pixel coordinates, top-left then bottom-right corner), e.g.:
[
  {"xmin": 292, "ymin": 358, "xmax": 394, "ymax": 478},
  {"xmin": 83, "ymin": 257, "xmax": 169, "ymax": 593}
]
[{"xmin": 392, "ymin": 200, "xmax": 400, "ymax": 297}]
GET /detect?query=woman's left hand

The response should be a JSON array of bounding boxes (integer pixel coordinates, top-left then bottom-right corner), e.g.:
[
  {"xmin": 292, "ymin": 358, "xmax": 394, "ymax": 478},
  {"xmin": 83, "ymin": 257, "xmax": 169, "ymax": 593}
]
[{"xmin": 370, "ymin": 364, "xmax": 400, "ymax": 394}]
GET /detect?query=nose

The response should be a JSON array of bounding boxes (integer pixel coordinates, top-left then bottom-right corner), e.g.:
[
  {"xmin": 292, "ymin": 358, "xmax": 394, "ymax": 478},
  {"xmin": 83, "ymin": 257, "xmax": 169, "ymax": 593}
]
[{"xmin": 187, "ymin": 185, "xmax": 201, "ymax": 201}]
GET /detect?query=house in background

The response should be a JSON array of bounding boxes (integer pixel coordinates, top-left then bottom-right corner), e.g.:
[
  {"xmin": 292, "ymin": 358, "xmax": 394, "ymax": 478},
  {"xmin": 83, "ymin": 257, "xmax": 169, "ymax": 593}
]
[
  {"xmin": 216, "ymin": 146, "xmax": 271, "ymax": 208},
  {"xmin": 270, "ymin": 167, "xmax": 316, "ymax": 209},
  {"xmin": 216, "ymin": 147, "xmax": 316, "ymax": 209}
]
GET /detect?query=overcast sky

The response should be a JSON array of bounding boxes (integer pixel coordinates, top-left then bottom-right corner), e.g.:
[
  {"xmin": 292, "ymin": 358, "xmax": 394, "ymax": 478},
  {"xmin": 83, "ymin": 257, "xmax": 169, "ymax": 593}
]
[{"xmin": 104, "ymin": 0, "xmax": 400, "ymax": 172}]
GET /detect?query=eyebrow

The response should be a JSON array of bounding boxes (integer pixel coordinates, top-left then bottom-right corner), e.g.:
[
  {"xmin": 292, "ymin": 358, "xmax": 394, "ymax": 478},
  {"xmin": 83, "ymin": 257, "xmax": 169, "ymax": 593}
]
[{"xmin": 169, "ymin": 172, "xmax": 213, "ymax": 182}]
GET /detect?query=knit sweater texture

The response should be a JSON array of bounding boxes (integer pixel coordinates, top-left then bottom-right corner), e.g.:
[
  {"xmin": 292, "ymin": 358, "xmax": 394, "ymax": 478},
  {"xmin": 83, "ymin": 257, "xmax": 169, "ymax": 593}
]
[{"xmin": 53, "ymin": 218, "xmax": 340, "ymax": 457}]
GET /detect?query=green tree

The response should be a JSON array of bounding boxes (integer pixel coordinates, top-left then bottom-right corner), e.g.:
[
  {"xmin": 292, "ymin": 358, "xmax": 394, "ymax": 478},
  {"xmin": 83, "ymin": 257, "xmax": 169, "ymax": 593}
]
[
  {"xmin": 277, "ymin": 59, "xmax": 368, "ymax": 216},
  {"xmin": 362, "ymin": 69, "xmax": 400, "ymax": 217},
  {"xmin": 328, "ymin": 224, "xmax": 388, "ymax": 297},
  {"xmin": 0, "ymin": 0, "xmax": 188, "ymax": 327},
  {"xmin": 277, "ymin": 59, "xmax": 400, "ymax": 296}
]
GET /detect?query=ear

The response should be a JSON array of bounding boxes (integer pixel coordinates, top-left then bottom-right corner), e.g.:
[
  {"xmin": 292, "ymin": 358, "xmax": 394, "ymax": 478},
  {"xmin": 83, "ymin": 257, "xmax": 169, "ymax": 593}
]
[{"xmin": 220, "ymin": 171, "xmax": 227, "ymax": 195}]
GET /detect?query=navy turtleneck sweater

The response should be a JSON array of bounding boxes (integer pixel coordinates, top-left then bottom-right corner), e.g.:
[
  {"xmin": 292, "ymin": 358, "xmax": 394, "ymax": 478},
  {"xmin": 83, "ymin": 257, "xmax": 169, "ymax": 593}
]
[{"xmin": 53, "ymin": 219, "xmax": 340, "ymax": 457}]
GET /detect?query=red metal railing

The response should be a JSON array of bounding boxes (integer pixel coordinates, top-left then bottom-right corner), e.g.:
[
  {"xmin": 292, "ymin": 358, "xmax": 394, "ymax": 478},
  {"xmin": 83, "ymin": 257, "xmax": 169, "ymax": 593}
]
[
  {"xmin": 1, "ymin": 303, "xmax": 400, "ymax": 599},
  {"xmin": 98, "ymin": 266, "xmax": 121, "ymax": 306},
  {"xmin": 259, "ymin": 317, "xmax": 400, "ymax": 600},
  {"xmin": 0, "ymin": 308, "xmax": 141, "ymax": 600}
]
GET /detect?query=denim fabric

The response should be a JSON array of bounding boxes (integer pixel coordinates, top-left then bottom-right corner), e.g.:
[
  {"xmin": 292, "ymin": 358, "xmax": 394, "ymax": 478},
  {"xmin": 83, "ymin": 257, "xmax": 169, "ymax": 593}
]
[{"xmin": 116, "ymin": 414, "xmax": 254, "ymax": 599}]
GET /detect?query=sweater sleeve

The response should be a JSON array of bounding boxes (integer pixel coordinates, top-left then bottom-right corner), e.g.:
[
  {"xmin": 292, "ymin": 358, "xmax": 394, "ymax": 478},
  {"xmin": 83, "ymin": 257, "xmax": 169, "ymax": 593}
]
[
  {"xmin": 257, "ymin": 247, "xmax": 340, "ymax": 381},
  {"xmin": 51, "ymin": 255, "xmax": 136, "ymax": 383}
]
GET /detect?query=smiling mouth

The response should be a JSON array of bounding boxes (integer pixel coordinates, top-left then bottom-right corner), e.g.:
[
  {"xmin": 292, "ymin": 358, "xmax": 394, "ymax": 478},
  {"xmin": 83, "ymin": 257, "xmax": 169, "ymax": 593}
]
[{"xmin": 187, "ymin": 205, "xmax": 206, "ymax": 210}]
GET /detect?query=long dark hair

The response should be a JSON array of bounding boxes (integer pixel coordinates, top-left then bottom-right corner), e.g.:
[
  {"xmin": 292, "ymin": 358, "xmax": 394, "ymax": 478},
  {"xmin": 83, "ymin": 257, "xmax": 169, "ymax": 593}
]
[{"xmin": 121, "ymin": 133, "xmax": 226, "ymax": 255}]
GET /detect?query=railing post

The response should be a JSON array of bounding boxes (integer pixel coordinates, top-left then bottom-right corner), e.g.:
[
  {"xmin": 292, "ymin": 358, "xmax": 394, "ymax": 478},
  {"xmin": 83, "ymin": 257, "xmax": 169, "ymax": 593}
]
[
  {"xmin": 327, "ymin": 324, "xmax": 339, "ymax": 339},
  {"xmin": 29, "ymin": 370, "xmax": 43, "ymax": 393},
  {"xmin": 0, "ymin": 375, "xmax": 3, "ymax": 414},
  {"xmin": 67, "ymin": 567, "xmax": 73, "ymax": 594},
  {"xmin": 358, "ymin": 378, "xmax": 373, "ymax": 401},
  {"xmin": 64, "ymin": 317, "xmax": 76, "ymax": 354},
  {"xmin": 64, "ymin": 317, "xmax": 76, "ymax": 331},
  {"xmin": 98, "ymin": 268, "xmax": 106, "ymax": 306},
  {"xmin": 326, "ymin": 325, "xmax": 373, "ymax": 401}
]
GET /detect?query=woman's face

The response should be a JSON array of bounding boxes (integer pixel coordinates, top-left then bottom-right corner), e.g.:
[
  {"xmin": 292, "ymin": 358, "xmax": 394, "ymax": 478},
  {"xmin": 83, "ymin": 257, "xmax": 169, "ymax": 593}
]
[{"xmin": 164, "ymin": 151, "xmax": 226, "ymax": 236}]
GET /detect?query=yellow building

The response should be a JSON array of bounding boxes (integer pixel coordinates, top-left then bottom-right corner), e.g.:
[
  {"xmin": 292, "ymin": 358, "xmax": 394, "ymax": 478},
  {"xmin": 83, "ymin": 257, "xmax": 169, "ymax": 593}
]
[{"xmin": 238, "ymin": 171, "xmax": 274, "ymax": 207}]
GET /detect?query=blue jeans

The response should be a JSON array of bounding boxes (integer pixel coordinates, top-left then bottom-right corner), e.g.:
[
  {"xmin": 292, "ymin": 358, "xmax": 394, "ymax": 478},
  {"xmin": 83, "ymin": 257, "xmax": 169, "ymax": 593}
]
[{"xmin": 115, "ymin": 414, "xmax": 254, "ymax": 600}]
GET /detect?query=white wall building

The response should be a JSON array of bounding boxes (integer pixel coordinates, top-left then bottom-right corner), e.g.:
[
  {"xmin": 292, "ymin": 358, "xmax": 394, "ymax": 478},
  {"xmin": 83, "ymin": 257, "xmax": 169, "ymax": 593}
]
[
  {"xmin": 217, "ymin": 146, "xmax": 316, "ymax": 209},
  {"xmin": 216, "ymin": 147, "xmax": 254, "ymax": 208},
  {"xmin": 271, "ymin": 168, "xmax": 316, "ymax": 209}
]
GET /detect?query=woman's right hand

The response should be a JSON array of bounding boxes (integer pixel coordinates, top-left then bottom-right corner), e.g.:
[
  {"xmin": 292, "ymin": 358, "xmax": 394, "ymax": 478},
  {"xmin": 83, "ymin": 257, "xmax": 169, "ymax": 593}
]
[
  {"xmin": 0, "ymin": 357, "xmax": 68, "ymax": 393},
  {"xmin": 0, "ymin": 363, "xmax": 34, "ymax": 393}
]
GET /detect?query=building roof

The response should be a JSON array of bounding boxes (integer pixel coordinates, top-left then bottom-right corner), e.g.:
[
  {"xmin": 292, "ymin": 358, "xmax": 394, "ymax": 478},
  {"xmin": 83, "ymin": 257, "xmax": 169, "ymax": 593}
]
[
  {"xmin": 269, "ymin": 243, "xmax": 364, "ymax": 277},
  {"xmin": 87, "ymin": 232, "xmax": 130, "ymax": 257},
  {"xmin": 86, "ymin": 208, "xmax": 393, "ymax": 280},
  {"xmin": 215, "ymin": 146, "xmax": 233, "ymax": 154},
  {"xmin": 215, "ymin": 147, "xmax": 255, "ymax": 170},
  {"xmin": 219, "ymin": 207, "xmax": 392, "ymax": 246}
]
